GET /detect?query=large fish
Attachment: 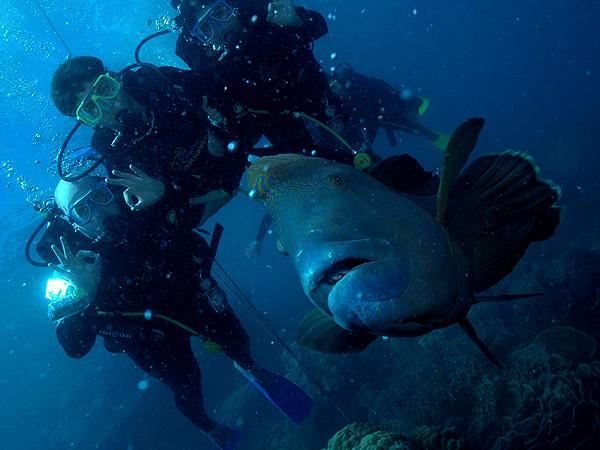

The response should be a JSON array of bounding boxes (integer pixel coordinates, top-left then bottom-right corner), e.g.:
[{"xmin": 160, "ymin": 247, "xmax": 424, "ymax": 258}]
[{"xmin": 247, "ymin": 118, "xmax": 561, "ymax": 366}]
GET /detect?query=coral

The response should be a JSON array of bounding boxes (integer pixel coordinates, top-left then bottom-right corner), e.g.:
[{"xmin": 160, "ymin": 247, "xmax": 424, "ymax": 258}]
[
  {"xmin": 322, "ymin": 423, "xmax": 471, "ymax": 450},
  {"xmin": 410, "ymin": 425, "xmax": 470, "ymax": 450},
  {"xmin": 533, "ymin": 326, "xmax": 597, "ymax": 363},
  {"xmin": 325, "ymin": 423, "xmax": 376, "ymax": 449},
  {"xmin": 357, "ymin": 429, "xmax": 410, "ymax": 450},
  {"xmin": 468, "ymin": 327, "xmax": 600, "ymax": 449},
  {"xmin": 323, "ymin": 423, "xmax": 411, "ymax": 450}
]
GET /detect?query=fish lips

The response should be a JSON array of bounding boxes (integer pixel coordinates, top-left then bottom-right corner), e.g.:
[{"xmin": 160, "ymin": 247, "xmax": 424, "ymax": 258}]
[
  {"xmin": 298, "ymin": 238, "xmax": 402, "ymax": 312},
  {"xmin": 328, "ymin": 258, "xmax": 410, "ymax": 333}
]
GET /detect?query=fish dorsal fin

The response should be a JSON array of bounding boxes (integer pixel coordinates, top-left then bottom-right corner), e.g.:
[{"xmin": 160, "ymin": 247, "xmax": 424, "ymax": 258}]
[
  {"xmin": 459, "ymin": 318, "xmax": 504, "ymax": 369},
  {"xmin": 436, "ymin": 118, "xmax": 485, "ymax": 226}
]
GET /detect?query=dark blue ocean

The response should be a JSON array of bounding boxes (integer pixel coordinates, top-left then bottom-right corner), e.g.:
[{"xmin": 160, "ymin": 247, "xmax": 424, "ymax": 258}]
[{"xmin": 1, "ymin": 1, "xmax": 599, "ymax": 449}]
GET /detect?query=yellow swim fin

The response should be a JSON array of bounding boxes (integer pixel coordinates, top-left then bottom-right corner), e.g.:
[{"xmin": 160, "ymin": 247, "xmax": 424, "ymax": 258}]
[
  {"xmin": 418, "ymin": 97, "xmax": 431, "ymax": 116},
  {"xmin": 203, "ymin": 340, "xmax": 223, "ymax": 353},
  {"xmin": 432, "ymin": 133, "xmax": 451, "ymax": 151}
]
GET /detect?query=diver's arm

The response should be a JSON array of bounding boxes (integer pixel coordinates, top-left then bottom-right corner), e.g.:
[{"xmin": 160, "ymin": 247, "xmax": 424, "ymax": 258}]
[
  {"xmin": 384, "ymin": 127, "xmax": 398, "ymax": 147},
  {"xmin": 107, "ymin": 165, "xmax": 165, "ymax": 212},
  {"xmin": 245, "ymin": 214, "xmax": 272, "ymax": 258},
  {"xmin": 293, "ymin": 7, "xmax": 328, "ymax": 42},
  {"xmin": 405, "ymin": 121, "xmax": 440, "ymax": 142},
  {"xmin": 56, "ymin": 312, "xmax": 97, "ymax": 359},
  {"xmin": 108, "ymin": 165, "xmax": 225, "ymax": 234},
  {"xmin": 256, "ymin": 214, "xmax": 273, "ymax": 244},
  {"xmin": 135, "ymin": 153, "xmax": 244, "ymax": 232},
  {"xmin": 387, "ymin": 119, "xmax": 449, "ymax": 150},
  {"xmin": 266, "ymin": 1, "xmax": 327, "ymax": 42}
]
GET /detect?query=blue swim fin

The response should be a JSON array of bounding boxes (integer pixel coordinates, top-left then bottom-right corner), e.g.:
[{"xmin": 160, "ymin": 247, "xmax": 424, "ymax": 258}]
[
  {"xmin": 206, "ymin": 424, "xmax": 240, "ymax": 450},
  {"xmin": 234, "ymin": 363, "xmax": 313, "ymax": 424}
]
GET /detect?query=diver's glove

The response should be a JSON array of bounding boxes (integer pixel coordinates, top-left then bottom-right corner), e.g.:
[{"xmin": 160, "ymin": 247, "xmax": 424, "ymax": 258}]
[
  {"xmin": 244, "ymin": 240, "xmax": 262, "ymax": 259},
  {"xmin": 49, "ymin": 236, "xmax": 102, "ymax": 302},
  {"xmin": 106, "ymin": 164, "xmax": 165, "ymax": 211},
  {"xmin": 267, "ymin": 0, "xmax": 303, "ymax": 27}
]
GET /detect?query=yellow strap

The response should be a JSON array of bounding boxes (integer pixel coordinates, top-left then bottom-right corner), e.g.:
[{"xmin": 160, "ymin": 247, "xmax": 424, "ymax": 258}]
[
  {"xmin": 294, "ymin": 111, "xmax": 355, "ymax": 153},
  {"xmin": 245, "ymin": 107, "xmax": 356, "ymax": 154},
  {"xmin": 246, "ymin": 108, "xmax": 271, "ymax": 115},
  {"xmin": 96, "ymin": 310, "xmax": 201, "ymax": 337}
]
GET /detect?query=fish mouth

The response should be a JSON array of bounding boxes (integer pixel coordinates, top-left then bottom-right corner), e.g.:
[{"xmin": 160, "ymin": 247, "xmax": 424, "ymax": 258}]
[
  {"xmin": 320, "ymin": 258, "xmax": 374, "ymax": 286},
  {"xmin": 299, "ymin": 239, "xmax": 396, "ymax": 312},
  {"xmin": 298, "ymin": 238, "xmax": 412, "ymax": 334}
]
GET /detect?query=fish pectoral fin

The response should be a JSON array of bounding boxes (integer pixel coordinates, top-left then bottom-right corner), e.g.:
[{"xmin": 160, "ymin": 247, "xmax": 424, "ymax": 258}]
[
  {"xmin": 436, "ymin": 117, "xmax": 485, "ymax": 226},
  {"xmin": 297, "ymin": 308, "xmax": 377, "ymax": 354},
  {"xmin": 473, "ymin": 293, "xmax": 544, "ymax": 304},
  {"xmin": 275, "ymin": 239, "xmax": 288, "ymax": 255},
  {"xmin": 459, "ymin": 318, "xmax": 504, "ymax": 369}
]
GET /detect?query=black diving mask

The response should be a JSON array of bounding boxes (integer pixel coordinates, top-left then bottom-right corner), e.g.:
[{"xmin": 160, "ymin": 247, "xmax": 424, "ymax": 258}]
[
  {"xmin": 191, "ymin": 0, "xmax": 238, "ymax": 45},
  {"xmin": 68, "ymin": 183, "xmax": 115, "ymax": 226}
]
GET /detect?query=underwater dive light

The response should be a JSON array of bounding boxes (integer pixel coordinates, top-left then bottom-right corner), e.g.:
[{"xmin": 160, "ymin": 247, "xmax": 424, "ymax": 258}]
[{"xmin": 45, "ymin": 273, "xmax": 89, "ymax": 322}]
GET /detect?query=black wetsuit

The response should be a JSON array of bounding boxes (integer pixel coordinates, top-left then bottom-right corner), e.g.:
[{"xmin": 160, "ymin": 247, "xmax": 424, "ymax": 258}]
[
  {"xmin": 331, "ymin": 67, "xmax": 437, "ymax": 149},
  {"xmin": 173, "ymin": 0, "xmax": 353, "ymax": 163},
  {"xmin": 51, "ymin": 220, "xmax": 254, "ymax": 432},
  {"xmin": 92, "ymin": 65, "xmax": 248, "ymax": 233},
  {"xmin": 53, "ymin": 66, "xmax": 255, "ymax": 432}
]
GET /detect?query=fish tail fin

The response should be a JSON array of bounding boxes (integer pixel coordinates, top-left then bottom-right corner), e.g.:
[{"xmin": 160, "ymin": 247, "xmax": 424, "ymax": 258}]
[
  {"xmin": 297, "ymin": 308, "xmax": 377, "ymax": 353},
  {"xmin": 448, "ymin": 151, "xmax": 562, "ymax": 292}
]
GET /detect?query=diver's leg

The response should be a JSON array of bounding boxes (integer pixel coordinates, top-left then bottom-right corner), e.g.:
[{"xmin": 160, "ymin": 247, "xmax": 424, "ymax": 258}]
[
  {"xmin": 197, "ymin": 277, "xmax": 255, "ymax": 370},
  {"xmin": 125, "ymin": 338, "xmax": 216, "ymax": 431},
  {"xmin": 197, "ymin": 280, "xmax": 314, "ymax": 424}
]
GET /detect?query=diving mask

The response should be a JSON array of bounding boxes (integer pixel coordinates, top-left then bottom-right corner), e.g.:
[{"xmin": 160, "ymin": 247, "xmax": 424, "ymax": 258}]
[
  {"xmin": 67, "ymin": 183, "xmax": 114, "ymax": 227},
  {"xmin": 75, "ymin": 74, "xmax": 122, "ymax": 127},
  {"xmin": 191, "ymin": 0, "xmax": 238, "ymax": 45}
]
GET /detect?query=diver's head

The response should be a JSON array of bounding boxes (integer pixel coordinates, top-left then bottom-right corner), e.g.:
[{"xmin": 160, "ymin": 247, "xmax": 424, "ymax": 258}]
[
  {"xmin": 185, "ymin": 0, "xmax": 241, "ymax": 53},
  {"xmin": 51, "ymin": 56, "xmax": 105, "ymax": 117},
  {"xmin": 52, "ymin": 57, "xmax": 147, "ymax": 133},
  {"xmin": 330, "ymin": 63, "xmax": 355, "ymax": 93},
  {"xmin": 54, "ymin": 177, "xmax": 122, "ymax": 242}
]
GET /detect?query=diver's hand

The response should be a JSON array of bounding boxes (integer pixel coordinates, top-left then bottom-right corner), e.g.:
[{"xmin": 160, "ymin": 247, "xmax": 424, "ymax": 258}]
[
  {"xmin": 106, "ymin": 164, "xmax": 165, "ymax": 211},
  {"xmin": 49, "ymin": 236, "xmax": 102, "ymax": 300},
  {"xmin": 267, "ymin": 0, "xmax": 303, "ymax": 28},
  {"xmin": 244, "ymin": 240, "xmax": 262, "ymax": 259},
  {"xmin": 202, "ymin": 95, "xmax": 225, "ymax": 126}
]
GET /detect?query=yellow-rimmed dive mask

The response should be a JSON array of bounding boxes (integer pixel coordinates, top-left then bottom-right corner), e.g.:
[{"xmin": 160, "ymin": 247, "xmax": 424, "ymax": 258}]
[{"xmin": 75, "ymin": 73, "xmax": 122, "ymax": 127}]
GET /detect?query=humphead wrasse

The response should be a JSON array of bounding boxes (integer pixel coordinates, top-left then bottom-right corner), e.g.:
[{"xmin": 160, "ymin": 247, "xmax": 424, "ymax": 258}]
[{"xmin": 247, "ymin": 118, "xmax": 561, "ymax": 366}]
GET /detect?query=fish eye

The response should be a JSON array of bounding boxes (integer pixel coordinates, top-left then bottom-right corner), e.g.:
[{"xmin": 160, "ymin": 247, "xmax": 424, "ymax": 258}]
[{"xmin": 326, "ymin": 174, "xmax": 344, "ymax": 186}]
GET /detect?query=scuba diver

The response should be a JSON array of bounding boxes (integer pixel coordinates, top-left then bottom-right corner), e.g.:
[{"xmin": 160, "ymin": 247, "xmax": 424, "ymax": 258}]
[
  {"xmin": 170, "ymin": 0, "xmax": 362, "ymax": 166},
  {"xmin": 51, "ymin": 55, "xmax": 248, "ymax": 233},
  {"xmin": 40, "ymin": 175, "xmax": 312, "ymax": 449},
  {"xmin": 330, "ymin": 64, "xmax": 449, "ymax": 152}
]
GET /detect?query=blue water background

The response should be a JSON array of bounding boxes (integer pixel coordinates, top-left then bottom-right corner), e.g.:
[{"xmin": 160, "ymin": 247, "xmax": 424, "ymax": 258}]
[{"xmin": 0, "ymin": 0, "xmax": 599, "ymax": 448}]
